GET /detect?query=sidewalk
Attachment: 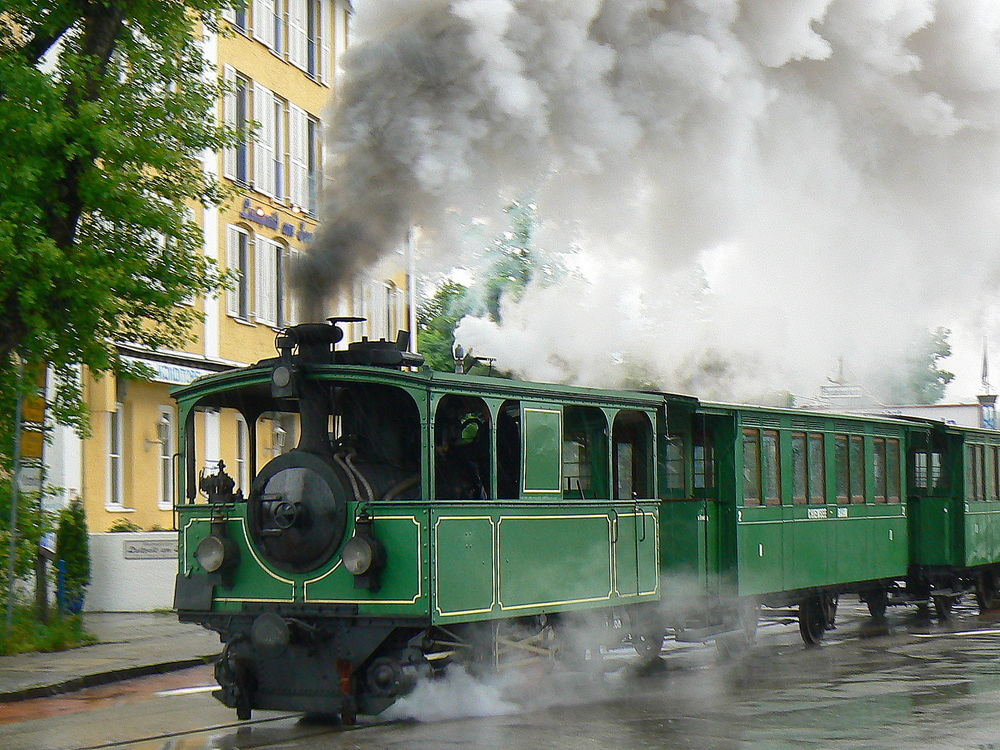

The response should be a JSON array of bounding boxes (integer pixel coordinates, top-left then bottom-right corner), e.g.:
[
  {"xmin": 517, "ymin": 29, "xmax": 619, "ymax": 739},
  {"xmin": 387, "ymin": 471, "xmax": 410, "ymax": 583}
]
[{"xmin": 0, "ymin": 612, "xmax": 222, "ymax": 702}]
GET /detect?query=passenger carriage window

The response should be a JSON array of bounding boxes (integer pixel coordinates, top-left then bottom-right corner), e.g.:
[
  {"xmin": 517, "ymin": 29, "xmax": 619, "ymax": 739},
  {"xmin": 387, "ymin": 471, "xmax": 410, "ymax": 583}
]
[
  {"xmin": 989, "ymin": 445, "xmax": 1000, "ymax": 503},
  {"xmin": 612, "ymin": 411, "xmax": 653, "ymax": 499},
  {"xmin": 931, "ymin": 450, "xmax": 945, "ymax": 491},
  {"xmin": 497, "ymin": 400, "xmax": 521, "ymax": 499},
  {"xmin": 434, "ymin": 395, "xmax": 491, "ymax": 500},
  {"xmin": 743, "ymin": 428, "xmax": 761, "ymax": 506},
  {"xmin": 792, "ymin": 432, "xmax": 807, "ymax": 505},
  {"xmin": 563, "ymin": 406, "xmax": 608, "ymax": 499},
  {"xmin": 835, "ymin": 435, "xmax": 849, "ymax": 504},
  {"xmin": 967, "ymin": 445, "xmax": 980, "ymax": 502},
  {"xmin": 978, "ymin": 445, "xmax": 987, "ymax": 501},
  {"xmin": 665, "ymin": 435, "xmax": 685, "ymax": 491},
  {"xmin": 914, "ymin": 450, "xmax": 928, "ymax": 490},
  {"xmin": 694, "ymin": 444, "xmax": 715, "ymax": 489},
  {"xmin": 808, "ymin": 433, "xmax": 825, "ymax": 504},
  {"xmin": 874, "ymin": 438, "xmax": 887, "ymax": 503},
  {"xmin": 693, "ymin": 423, "xmax": 715, "ymax": 490},
  {"xmin": 762, "ymin": 429, "xmax": 780, "ymax": 506},
  {"xmin": 849, "ymin": 435, "xmax": 865, "ymax": 504},
  {"xmin": 887, "ymin": 439, "xmax": 901, "ymax": 503}
]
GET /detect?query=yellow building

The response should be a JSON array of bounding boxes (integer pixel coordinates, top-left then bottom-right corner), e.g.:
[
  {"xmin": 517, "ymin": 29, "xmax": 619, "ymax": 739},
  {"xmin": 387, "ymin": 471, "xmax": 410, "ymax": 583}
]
[{"xmin": 43, "ymin": 1, "xmax": 416, "ymax": 531}]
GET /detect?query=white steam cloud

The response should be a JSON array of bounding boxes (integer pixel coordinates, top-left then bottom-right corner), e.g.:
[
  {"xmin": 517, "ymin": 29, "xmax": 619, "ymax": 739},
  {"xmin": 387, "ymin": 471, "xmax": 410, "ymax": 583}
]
[{"xmin": 303, "ymin": 0, "xmax": 1000, "ymax": 401}]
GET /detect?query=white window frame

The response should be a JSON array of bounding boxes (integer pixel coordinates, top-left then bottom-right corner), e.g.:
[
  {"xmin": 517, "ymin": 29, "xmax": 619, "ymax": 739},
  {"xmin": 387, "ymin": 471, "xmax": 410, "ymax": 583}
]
[
  {"xmin": 236, "ymin": 414, "xmax": 250, "ymax": 493},
  {"xmin": 107, "ymin": 402, "xmax": 126, "ymax": 509},
  {"xmin": 255, "ymin": 236, "xmax": 282, "ymax": 327},
  {"xmin": 226, "ymin": 225, "xmax": 252, "ymax": 320},
  {"xmin": 253, "ymin": 0, "xmax": 277, "ymax": 49},
  {"xmin": 158, "ymin": 406, "xmax": 175, "ymax": 510},
  {"xmin": 289, "ymin": 0, "xmax": 308, "ymax": 69},
  {"xmin": 288, "ymin": 104, "xmax": 309, "ymax": 208},
  {"xmin": 307, "ymin": 116, "xmax": 322, "ymax": 214},
  {"xmin": 223, "ymin": 67, "xmax": 251, "ymax": 184},
  {"xmin": 253, "ymin": 83, "xmax": 277, "ymax": 198}
]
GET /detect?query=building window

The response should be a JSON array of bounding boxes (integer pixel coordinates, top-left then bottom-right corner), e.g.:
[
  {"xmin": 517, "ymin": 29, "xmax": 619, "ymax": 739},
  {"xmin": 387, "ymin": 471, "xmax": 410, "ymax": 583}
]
[
  {"xmin": 274, "ymin": 96, "xmax": 286, "ymax": 201},
  {"xmin": 255, "ymin": 236, "xmax": 285, "ymax": 327},
  {"xmin": 253, "ymin": 83, "xmax": 277, "ymax": 197},
  {"xmin": 158, "ymin": 407, "xmax": 175, "ymax": 509},
  {"xmin": 252, "ymin": 0, "xmax": 278, "ymax": 50},
  {"xmin": 108, "ymin": 402, "xmax": 125, "ymax": 508},
  {"xmin": 307, "ymin": 116, "xmax": 321, "ymax": 213},
  {"xmin": 222, "ymin": 4, "xmax": 248, "ymax": 31},
  {"xmin": 226, "ymin": 225, "xmax": 251, "ymax": 320},
  {"xmin": 224, "ymin": 68, "xmax": 251, "ymax": 184}
]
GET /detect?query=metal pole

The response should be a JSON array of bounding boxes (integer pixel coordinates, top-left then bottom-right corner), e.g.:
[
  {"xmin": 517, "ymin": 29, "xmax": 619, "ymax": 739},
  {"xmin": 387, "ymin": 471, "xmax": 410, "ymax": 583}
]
[{"xmin": 5, "ymin": 356, "xmax": 25, "ymax": 633}]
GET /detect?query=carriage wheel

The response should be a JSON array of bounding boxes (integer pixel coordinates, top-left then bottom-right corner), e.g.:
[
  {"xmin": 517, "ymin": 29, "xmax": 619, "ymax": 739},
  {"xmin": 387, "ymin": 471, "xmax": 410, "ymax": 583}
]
[
  {"xmin": 864, "ymin": 589, "xmax": 887, "ymax": 621},
  {"xmin": 933, "ymin": 593, "xmax": 953, "ymax": 621},
  {"xmin": 798, "ymin": 596, "xmax": 827, "ymax": 645}
]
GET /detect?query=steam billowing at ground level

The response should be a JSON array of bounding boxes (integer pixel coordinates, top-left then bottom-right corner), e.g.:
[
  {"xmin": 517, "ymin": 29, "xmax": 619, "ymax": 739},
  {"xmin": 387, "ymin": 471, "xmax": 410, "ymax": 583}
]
[{"xmin": 298, "ymin": 0, "xmax": 1000, "ymax": 402}]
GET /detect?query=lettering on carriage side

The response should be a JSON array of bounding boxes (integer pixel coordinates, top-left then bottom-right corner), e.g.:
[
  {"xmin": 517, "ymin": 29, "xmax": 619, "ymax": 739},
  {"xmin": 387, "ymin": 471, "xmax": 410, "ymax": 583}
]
[
  {"xmin": 838, "ymin": 507, "xmax": 849, "ymax": 518},
  {"xmin": 808, "ymin": 508, "xmax": 825, "ymax": 520},
  {"xmin": 758, "ymin": 543, "xmax": 764, "ymax": 557}
]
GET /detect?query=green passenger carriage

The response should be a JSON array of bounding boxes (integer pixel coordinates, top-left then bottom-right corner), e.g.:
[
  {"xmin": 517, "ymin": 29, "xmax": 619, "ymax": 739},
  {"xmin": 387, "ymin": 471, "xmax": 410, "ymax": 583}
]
[{"xmin": 173, "ymin": 320, "xmax": 1000, "ymax": 721}]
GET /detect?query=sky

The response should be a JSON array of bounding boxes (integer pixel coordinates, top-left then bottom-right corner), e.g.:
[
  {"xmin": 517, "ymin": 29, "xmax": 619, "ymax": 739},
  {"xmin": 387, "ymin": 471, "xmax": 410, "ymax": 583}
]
[{"xmin": 301, "ymin": 0, "xmax": 1000, "ymax": 404}]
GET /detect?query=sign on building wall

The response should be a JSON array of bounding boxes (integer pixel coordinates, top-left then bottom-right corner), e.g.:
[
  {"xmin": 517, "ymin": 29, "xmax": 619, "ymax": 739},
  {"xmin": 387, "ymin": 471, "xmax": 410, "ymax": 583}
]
[{"xmin": 122, "ymin": 537, "xmax": 179, "ymax": 560}]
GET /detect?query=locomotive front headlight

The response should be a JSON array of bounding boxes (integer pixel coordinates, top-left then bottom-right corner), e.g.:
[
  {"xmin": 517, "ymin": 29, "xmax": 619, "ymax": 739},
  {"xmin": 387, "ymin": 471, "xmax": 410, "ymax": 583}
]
[
  {"xmin": 196, "ymin": 534, "xmax": 234, "ymax": 573},
  {"xmin": 341, "ymin": 535, "xmax": 375, "ymax": 575}
]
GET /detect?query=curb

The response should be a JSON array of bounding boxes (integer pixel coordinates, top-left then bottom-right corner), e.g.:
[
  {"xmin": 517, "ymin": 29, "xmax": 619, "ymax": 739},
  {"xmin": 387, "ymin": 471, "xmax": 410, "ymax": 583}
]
[{"xmin": 0, "ymin": 654, "xmax": 219, "ymax": 704}]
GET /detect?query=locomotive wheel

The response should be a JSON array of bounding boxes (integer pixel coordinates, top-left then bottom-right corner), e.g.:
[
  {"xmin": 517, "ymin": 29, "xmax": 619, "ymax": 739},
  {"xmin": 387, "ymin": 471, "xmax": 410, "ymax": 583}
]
[
  {"xmin": 631, "ymin": 630, "xmax": 664, "ymax": 659},
  {"xmin": 798, "ymin": 596, "xmax": 828, "ymax": 645},
  {"xmin": 975, "ymin": 569, "xmax": 1000, "ymax": 613}
]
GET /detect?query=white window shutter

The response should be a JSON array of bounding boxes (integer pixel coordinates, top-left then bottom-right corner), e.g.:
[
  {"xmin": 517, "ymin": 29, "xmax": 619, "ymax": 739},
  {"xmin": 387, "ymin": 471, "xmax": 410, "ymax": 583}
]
[
  {"xmin": 226, "ymin": 226, "xmax": 240, "ymax": 316},
  {"xmin": 319, "ymin": 0, "xmax": 331, "ymax": 84},
  {"xmin": 287, "ymin": 246, "xmax": 300, "ymax": 325},
  {"xmin": 288, "ymin": 104, "xmax": 308, "ymax": 208},
  {"xmin": 223, "ymin": 66, "xmax": 237, "ymax": 180},
  {"xmin": 256, "ymin": 238, "xmax": 277, "ymax": 326},
  {"xmin": 288, "ymin": 0, "xmax": 308, "ymax": 70},
  {"xmin": 253, "ymin": 83, "xmax": 276, "ymax": 197},
  {"xmin": 253, "ymin": 0, "xmax": 275, "ymax": 48}
]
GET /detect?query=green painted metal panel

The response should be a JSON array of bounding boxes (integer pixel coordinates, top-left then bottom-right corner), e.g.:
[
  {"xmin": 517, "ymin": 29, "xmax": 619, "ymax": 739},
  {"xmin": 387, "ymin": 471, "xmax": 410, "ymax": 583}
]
[
  {"xmin": 867, "ymin": 505, "xmax": 909, "ymax": 580},
  {"xmin": 498, "ymin": 513, "xmax": 612, "ymax": 610},
  {"xmin": 613, "ymin": 510, "xmax": 658, "ymax": 598},
  {"xmin": 522, "ymin": 404, "xmax": 562, "ymax": 496},
  {"xmin": 303, "ymin": 510, "xmax": 427, "ymax": 615},
  {"xmin": 660, "ymin": 501, "xmax": 704, "ymax": 580},
  {"xmin": 432, "ymin": 514, "xmax": 495, "ymax": 618},
  {"xmin": 965, "ymin": 503, "xmax": 1000, "ymax": 566},
  {"xmin": 782, "ymin": 505, "xmax": 830, "ymax": 590},
  {"xmin": 910, "ymin": 497, "xmax": 955, "ymax": 566},
  {"xmin": 736, "ymin": 506, "xmax": 784, "ymax": 596},
  {"xmin": 177, "ymin": 504, "xmax": 430, "ymax": 616}
]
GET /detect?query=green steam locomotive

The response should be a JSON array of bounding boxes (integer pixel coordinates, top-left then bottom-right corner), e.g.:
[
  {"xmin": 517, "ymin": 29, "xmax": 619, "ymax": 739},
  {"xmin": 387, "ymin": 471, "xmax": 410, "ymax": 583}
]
[{"xmin": 173, "ymin": 319, "xmax": 1000, "ymax": 721}]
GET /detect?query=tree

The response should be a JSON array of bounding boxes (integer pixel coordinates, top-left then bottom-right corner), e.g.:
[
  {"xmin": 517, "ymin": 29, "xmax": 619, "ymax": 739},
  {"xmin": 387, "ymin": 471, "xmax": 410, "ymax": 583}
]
[
  {"xmin": 0, "ymin": 1, "xmax": 232, "ymax": 434},
  {"xmin": 417, "ymin": 199, "xmax": 554, "ymax": 372},
  {"xmin": 55, "ymin": 497, "xmax": 89, "ymax": 609},
  {"xmin": 880, "ymin": 327, "xmax": 955, "ymax": 405}
]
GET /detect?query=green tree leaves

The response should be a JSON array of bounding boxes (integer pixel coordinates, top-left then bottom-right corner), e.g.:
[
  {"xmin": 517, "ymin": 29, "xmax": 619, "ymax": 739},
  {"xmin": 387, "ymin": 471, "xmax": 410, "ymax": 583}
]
[{"xmin": 0, "ymin": 1, "xmax": 234, "ymax": 432}]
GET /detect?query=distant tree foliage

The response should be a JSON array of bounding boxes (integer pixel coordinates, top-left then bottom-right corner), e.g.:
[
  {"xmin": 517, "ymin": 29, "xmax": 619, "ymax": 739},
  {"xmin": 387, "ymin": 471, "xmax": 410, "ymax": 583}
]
[
  {"xmin": 0, "ymin": 0, "xmax": 234, "ymax": 436},
  {"xmin": 881, "ymin": 326, "xmax": 955, "ymax": 405},
  {"xmin": 417, "ymin": 200, "xmax": 551, "ymax": 372}
]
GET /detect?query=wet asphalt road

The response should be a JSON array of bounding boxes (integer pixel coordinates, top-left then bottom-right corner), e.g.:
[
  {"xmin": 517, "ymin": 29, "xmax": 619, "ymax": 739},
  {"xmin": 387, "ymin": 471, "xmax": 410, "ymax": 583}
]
[{"xmin": 2, "ymin": 598, "xmax": 1000, "ymax": 750}]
